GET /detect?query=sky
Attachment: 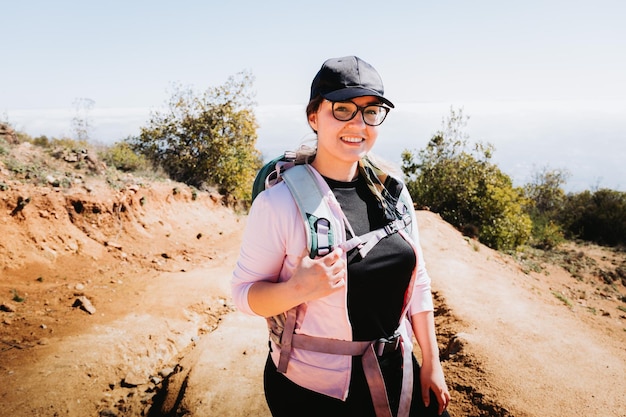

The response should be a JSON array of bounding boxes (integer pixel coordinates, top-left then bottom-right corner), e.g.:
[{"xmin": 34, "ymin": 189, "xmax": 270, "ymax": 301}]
[{"xmin": 2, "ymin": 0, "xmax": 625, "ymax": 192}]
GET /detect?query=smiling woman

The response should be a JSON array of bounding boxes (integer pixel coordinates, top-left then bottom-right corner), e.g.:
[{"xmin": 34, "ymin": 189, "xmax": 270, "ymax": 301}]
[{"xmin": 232, "ymin": 56, "xmax": 451, "ymax": 417}]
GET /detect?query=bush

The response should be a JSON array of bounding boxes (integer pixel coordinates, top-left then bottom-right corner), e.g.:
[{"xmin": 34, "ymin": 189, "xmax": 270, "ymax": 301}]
[
  {"xmin": 402, "ymin": 107, "xmax": 532, "ymax": 251},
  {"xmin": 559, "ymin": 189, "xmax": 626, "ymax": 246},
  {"xmin": 30, "ymin": 135, "xmax": 52, "ymax": 148},
  {"xmin": 99, "ymin": 141, "xmax": 150, "ymax": 172},
  {"xmin": 0, "ymin": 138, "xmax": 8, "ymax": 156},
  {"xmin": 128, "ymin": 71, "xmax": 263, "ymax": 203}
]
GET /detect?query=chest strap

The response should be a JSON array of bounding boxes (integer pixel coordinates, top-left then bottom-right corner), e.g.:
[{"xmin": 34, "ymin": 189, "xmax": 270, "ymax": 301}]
[
  {"xmin": 340, "ymin": 215, "xmax": 412, "ymax": 259},
  {"xmin": 275, "ymin": 308, "xmax": 413, "ymax": 417}
]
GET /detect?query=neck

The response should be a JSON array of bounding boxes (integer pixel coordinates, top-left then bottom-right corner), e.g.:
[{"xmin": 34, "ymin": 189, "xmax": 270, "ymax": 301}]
[{"xmin": 311, "ymin": 158, "xmax": 359, "ymax": 182}]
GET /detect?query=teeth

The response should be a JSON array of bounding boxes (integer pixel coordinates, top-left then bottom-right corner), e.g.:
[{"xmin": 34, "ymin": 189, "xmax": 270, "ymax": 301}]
[{"xmin": 341, "ymin": 136, "xmax": 363, "ymax": 143}]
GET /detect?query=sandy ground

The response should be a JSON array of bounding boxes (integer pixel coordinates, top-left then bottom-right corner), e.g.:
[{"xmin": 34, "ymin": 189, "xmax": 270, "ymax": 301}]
[{"xmin": 1, "ymin": 156, "xmax": 626, "ymax": 416}]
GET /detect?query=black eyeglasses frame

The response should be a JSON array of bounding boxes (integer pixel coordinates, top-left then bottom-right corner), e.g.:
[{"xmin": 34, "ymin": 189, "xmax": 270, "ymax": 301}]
[{"xmin": 329, "ymin": 100, "xmax": 390, "ymax": 126}]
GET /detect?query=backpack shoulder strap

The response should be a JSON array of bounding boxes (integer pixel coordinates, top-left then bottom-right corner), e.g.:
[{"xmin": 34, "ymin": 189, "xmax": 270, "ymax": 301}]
[{"xmin": 281, "ymin": 164, "xmax": 335, "ymax": 259}]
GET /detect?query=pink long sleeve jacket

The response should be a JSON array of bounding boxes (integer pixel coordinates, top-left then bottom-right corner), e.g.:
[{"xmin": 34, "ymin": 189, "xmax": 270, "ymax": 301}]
[{"xmin": 231, "ymin": 166, "xmax": 434, "ymax": 401}]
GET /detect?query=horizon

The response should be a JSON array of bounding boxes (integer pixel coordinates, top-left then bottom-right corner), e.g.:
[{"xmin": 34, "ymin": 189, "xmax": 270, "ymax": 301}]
[{"xmin": 4, "ymin": 98, "xmax": 625, "ymax": 194}]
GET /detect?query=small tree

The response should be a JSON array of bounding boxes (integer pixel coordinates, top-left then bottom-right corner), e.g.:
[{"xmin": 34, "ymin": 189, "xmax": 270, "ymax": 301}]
[
  {"xmin": 128, "ymin": 72, "xmax": 262, "ymax": 202},
  {"xmin": 71, "ymin": 98, "xmax": 95, "ymax": 142},
  {"xmin": 99, "ymin": 141, "xmax": 150, "ymax": 172},
  {"xmin": 524, "ymin": 167, "xmax": 570, "ymax": 249},
  {"xmin": 560, "ymin": 189, "xmax": 626, "ymax": 246},
  {"xmin": 402, "ymin": 107, "xmax": 532, "ymax": 251}
]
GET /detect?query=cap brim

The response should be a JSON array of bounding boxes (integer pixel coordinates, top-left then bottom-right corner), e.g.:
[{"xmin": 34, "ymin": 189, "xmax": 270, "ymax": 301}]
[{"xmin": 322, "ymin": 87, "xmax": 395, "ymax": 108}]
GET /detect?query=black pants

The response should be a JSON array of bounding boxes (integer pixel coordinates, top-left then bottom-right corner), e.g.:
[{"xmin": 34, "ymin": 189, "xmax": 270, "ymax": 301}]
[{"xmin": 264, "ymin": 352, "xmax": 451, "ymax": 417}]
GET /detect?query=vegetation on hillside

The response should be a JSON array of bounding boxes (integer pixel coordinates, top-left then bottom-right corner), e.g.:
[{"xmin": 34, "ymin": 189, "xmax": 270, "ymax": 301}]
[
  {"xmin": 401, "ymin": 106, "xmax": 626, "ymax": 252},
  {"xmin": 2, "ymin": 80, "xmax": 625, "ymax": 251},
  {"xmin": 126, "ymin": 71, "xmax": 263, "ymax": 204},
  {"xmin": 401, "ymin": 108, "xmax": 532, "ymax": 251},
  {"xmin": 1, "ymin": 72, "xmax": 263, "ymax": 206}
]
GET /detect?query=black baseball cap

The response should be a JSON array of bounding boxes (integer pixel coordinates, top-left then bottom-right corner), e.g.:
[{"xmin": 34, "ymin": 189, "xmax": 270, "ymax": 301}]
[{"xmin": 310, "ymin": 56, "xmax": 394, "ymax": 108}]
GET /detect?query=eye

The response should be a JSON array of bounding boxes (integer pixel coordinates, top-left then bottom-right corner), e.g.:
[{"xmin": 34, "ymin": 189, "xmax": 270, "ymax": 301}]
[
  {"xmin": 332, "ymin": 102, "xmax": 357, "ymax": 120},
  {"xmin": 334, "ymin": 103, "xmax": 354, "ymax": 113},
  {"xmin": 364, "ymin": 106, "xmax": 380, "ymax": 116}
]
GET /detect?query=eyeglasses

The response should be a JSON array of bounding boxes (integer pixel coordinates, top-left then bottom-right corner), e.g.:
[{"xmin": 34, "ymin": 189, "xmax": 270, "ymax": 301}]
[{"xmin": 330, "ymin": 101, "xmax": 390, "ymax": 126}]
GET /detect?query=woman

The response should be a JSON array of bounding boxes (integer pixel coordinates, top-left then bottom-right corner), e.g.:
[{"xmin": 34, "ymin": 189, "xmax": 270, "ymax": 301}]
[{"xmin": 232, "ymin": 56, "xmax": 451, "ymax": 417}]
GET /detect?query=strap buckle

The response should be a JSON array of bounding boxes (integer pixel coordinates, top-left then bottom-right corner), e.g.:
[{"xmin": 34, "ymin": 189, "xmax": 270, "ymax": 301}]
[
  {"xmin": 375, "ymin": 332, "xmax": 401, "ymax": 357},
  {"xmin": 314, "ymin": 218, "xmax": 332, "ymax": 257},
  {"xmin": 383, "ymin": 222, "xmax": 397, "ymax": 235}
]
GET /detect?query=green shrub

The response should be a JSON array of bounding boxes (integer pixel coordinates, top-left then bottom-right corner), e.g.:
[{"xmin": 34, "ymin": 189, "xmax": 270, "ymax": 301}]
[
  {"xmin": 530, "ymin": 219, "xmax": 565, "ymax": 250},
  {"xmin": 402, "ymin": 107, "xmax": 532, "ymax": 251},
  {"xmin": 49, "ymin": 137, "xmax": 89, "ymax": 153},
  {"xmin": 99, "ymin": 141, "xmax": 150, "ymax": 172},
  {"xmin": 127, "ymin": 72, "xmax": 263, "ymax": 203},
  {"xmin": 30, "ymin": 135, "xmax": 52, "ymax": 148},
  {"xmin": 559, "ymin": 189, "xmax": 626, "ymax": 246}
]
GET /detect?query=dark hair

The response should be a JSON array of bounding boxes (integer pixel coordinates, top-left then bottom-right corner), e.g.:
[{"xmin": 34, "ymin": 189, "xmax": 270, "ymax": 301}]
[
  {"xmin": 306, "ymin": 95, "xmax": 324, "ymax": 117},
  {"xmin": 305, "ymin": 95, "xmax": 324, "ymax": 133}
]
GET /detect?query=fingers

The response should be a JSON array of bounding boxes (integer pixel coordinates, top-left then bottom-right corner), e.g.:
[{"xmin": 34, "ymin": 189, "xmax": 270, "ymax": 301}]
[
  {"xmin": 320, "ymin": 246, "xmax": 343, "ymax": 263},
  {"xmin": 295, "ymin": 246, "xmax": 346, "ymax": 297},
  {"xmin": 422, "ymin": 386, "xmax": 451, "ymax": 414},
  {"xmin": 437, "ymin": 391, "xmax": 450, "ymax": 415},
  {"xmin": 331, "ymin": 268, "xmax": 346, "ymax": 288},
  {"xmin": 421, "ymin": 385, "xmax": 430, "ymax": 408},
  {"xmin": 300, "ymin": 246, "xmax": 344, "ymax": 262},
  {"xmin": 323, "ymin": 248, "xmax": 345, "ymax": 289}
]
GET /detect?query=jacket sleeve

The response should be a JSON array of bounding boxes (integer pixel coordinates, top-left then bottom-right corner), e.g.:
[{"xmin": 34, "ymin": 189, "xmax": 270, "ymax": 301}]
[
  {"xmin": 231, "ymin": 184, "xmax": 302, "ymax": 316},
  {"xmin": 402, "ymin": 187, "xmax": 435, "ymax": 316}
]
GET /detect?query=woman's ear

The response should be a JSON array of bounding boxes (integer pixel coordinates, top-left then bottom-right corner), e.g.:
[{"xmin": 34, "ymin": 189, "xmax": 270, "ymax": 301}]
[{"xmin": 308, "ymin": 112, "xmax": 318, "ymax": 133}]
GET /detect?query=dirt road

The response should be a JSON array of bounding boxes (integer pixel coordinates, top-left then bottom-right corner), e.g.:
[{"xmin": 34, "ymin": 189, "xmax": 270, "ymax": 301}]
[
  {"xmin": 2, "ymin": 198, "xmax": 625, "ymax": 416},
  {"xmin": 172, "ymin": 211, "xmax": 626, "ymax": 417}
]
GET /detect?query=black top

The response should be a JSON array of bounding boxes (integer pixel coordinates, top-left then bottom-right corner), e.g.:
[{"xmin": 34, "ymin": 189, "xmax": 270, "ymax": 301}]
[{"xmin": 324, "ymin": 174, "xmax": 416, "ymax": 341}]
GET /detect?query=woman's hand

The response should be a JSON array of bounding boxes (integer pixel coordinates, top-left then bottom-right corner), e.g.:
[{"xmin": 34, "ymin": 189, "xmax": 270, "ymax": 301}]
[
  {"xmin": 288, "ymin": 247, "xmax": 346, "ymax": 302},
  {"xmin": 247, "ymin": 247, "xmax": 346, "ymax": 317},
  {"xmin": 420, "ymin": 359, "xmax": 451, "ymax": 415},
  {"xmin": 411, "ymin": 310, "xmax": 451, "ymax": 415}
]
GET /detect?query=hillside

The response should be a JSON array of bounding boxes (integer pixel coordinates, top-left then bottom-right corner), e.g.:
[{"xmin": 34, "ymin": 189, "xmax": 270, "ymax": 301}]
[{"xmin": 1, "ymin": 138, "xmax": 625, "ymax": 416}]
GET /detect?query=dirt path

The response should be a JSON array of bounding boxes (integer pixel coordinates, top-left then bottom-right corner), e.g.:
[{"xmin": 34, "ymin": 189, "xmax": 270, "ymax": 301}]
[
  {"xmin": 416, "ymin": 212, "xmax": 626, "ymax": 416},
  {"xmin": 161, "ymin": 211, "xmax": 626, "ymax": 416},
  {"xmin": 2, "ymin": 205, "xmax": 625, "ymax": 416}
]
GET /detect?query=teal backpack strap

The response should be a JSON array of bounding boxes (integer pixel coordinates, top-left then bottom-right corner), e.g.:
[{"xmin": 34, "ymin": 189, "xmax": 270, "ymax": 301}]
[
  {"xmin": 281, "ymin": 165, "xmax": 335, "ymax": 259},
  {"xmin": 251, "ymin": 152, "xmax": 297, "ymax": 203}
]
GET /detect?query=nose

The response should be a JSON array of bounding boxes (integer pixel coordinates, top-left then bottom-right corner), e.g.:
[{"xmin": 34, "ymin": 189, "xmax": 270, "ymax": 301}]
[{"xmin": 346, "ymin": 109, "xmax": 367, "ymax": 127}]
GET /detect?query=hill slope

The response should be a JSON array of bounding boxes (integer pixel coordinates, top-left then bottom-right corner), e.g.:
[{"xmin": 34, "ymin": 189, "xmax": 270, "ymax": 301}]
[{"xmin": 1, "ymin": 140, "xmax": 625, "ymax": 416}]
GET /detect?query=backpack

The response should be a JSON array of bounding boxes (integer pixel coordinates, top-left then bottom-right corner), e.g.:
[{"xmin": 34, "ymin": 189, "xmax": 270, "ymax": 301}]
[{"xmin": 252, "ymin": 152, "xmax": 413, "ymax": 259}]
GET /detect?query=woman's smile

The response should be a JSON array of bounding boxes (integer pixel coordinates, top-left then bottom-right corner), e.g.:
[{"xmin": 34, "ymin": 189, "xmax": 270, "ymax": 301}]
[{"xmin": 340, "ymin": 135, "xmax": 365, "ymax": 144}]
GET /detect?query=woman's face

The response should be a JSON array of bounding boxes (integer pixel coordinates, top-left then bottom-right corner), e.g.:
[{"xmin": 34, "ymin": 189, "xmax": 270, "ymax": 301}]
[{"xmin": 308, "ymin": 96, "xmax": 380, "ymax": 170}]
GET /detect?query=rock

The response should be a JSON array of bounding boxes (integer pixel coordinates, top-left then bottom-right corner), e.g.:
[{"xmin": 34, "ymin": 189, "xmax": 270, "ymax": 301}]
[
  {"xmin": 105, "ymin": 241, "xmax": 123, "ymax": 250},
  {"xmin": 46, "ymin": 175, "xmax": 60, "ymax": 187},
  {"xmin": 73, "ymin": 296, "xmax": 96, "ymax": 314},
  {"xmin": 122, "ymin": 370, "xmax": 146, "ymax": 387},
  {"xmin": 441, "ymin": 333, "xmax": 469, "ymax": 360},
  {"xmin": 159, "ymin": 367, "xmax": 175, "ymax": 378},
  {"xmin": 0, "ymin": 123, "xmax": 19, "ymax": 144},
  {"xmin": 0, "ymin": 302, "xmax": 17, "ymax": 312}
]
